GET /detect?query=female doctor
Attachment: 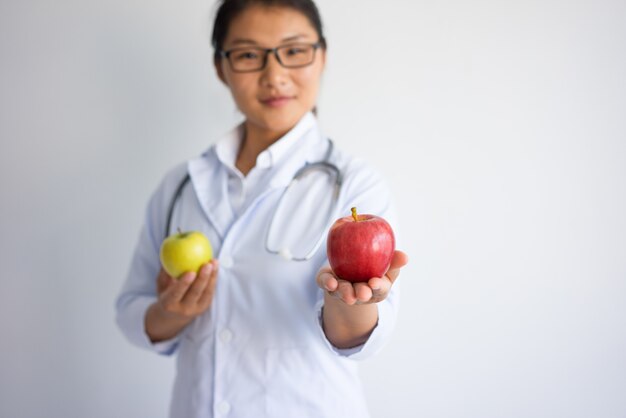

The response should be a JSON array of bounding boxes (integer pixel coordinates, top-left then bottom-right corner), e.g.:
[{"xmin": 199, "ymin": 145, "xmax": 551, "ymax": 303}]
[{"xmin": 116, "ymin": 0, "xmax": 409, "ymax": 417}]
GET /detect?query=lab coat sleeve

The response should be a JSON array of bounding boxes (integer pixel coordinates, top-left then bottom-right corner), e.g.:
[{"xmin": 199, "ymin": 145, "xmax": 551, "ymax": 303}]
[
  {"xmin": 115, "ymin": 164, "xmax": 188, "ymax": 356},
  {"xmin": 315, "ymin": 158, "xmax": 402, "ymax": 361}
]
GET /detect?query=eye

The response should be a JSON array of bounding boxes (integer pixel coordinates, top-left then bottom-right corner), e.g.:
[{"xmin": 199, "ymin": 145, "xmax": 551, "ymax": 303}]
[
  {"xmin": 285, "ymin": 47, "xmax": 307, "ymax": 56},
  {"xmin": 233, "ymin": 50, "xmax": 259, "ymax": 61}
]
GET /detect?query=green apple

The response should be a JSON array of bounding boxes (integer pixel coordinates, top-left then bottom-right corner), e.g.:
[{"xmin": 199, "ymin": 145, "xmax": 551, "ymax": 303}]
[{"xmin": 159, "ymin": 230, "xmax": 213, "ymax": 278}]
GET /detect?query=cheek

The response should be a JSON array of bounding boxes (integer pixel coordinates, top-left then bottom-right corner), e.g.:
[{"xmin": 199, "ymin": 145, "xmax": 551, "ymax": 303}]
[
  {"xmin": 295, "ymin": 68, "xmax": 322, "ymax": 98},
  {"xmin": 228, "ymin": 77, "xmax": 257, "ymax": 104}
]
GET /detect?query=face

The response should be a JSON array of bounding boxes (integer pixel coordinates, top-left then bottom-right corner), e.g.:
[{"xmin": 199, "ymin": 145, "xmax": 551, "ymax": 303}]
[{"xmin": 215, "ymin": 6, "xmax": 326, "ymax": 138}]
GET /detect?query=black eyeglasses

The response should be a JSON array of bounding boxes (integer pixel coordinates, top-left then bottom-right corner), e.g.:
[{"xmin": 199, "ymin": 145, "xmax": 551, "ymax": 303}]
[{"xmin": 220, "ymin": 42, "xmax": 322, "ymax": 73}]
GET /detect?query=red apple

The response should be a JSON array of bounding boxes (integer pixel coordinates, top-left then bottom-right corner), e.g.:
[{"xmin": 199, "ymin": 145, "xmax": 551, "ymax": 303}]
[{"xmin": 327, "ymin": 207, "xmax": 395, "ymax": 282}]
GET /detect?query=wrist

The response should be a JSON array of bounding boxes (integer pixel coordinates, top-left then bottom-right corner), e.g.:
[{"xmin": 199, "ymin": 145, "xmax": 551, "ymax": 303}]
[
  {"xmin": 154, "ymin": 301, "xmax": 196, "ymax": 324},
  {"xmin": 145, "ymin": 302, "xmax": 194, "ymax": 343},
  {"xmin": 321, "ymin": 293, "xmax": 378, "ymax": 348}
]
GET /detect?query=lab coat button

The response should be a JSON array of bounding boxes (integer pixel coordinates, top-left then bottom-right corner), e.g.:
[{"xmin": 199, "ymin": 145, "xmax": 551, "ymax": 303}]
[
  {"xmin": 217, "ymin": 401, "xmax": 231, "ymax": 415},
  {"xmin": 221, "ymin": 256, "xmax": 233, "ymax": 269},
  {"xmin": 220, "ymin": 329, "xmax": 233, "ymax": 343}
]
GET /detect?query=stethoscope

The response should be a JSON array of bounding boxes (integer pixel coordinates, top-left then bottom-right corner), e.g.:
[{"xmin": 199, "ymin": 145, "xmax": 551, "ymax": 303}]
[{"xmin": 164, "ymin": 138, "xmax": 342, "ymax": 261}]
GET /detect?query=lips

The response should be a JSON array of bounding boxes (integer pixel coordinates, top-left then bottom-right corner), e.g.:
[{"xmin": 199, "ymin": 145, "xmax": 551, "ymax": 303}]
[{"xmin": 260, "ymin": 95, "xmax": 295, "ymax": 108}]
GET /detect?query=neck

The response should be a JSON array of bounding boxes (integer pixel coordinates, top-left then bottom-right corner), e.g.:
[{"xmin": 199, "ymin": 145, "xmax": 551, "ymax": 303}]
[{"xmin": 235, "ymin": 121, "xmax": 289, "ymax": 176}]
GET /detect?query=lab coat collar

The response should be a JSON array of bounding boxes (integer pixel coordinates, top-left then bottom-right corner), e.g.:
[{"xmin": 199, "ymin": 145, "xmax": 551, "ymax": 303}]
[
  {"xmin": 188, "ymin": 112, "xmax": 325, "ymax": 239},
  {"xmin": 262, "ymin": 116, "xmax": 328, "ymax": 189},
  {"xmin": 214, "ymin": 112, "xmax": 317, "ymax": 173},
  {"xmin": 263, "ymin": 111, "xmax": 316, "ymax": 168},
  {"xmin": 213, "ymin": 124, "xmax": 243, "ymax": 173}
]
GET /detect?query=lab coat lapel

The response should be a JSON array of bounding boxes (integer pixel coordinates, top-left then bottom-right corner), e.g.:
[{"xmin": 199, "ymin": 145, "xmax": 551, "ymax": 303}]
[
  {"xmin": 260, "ymin": 133, "xmax": 318, "ymax": 194},
  {"xmin": 227, "ymin": 133, "xmax": 316, "ymax": 223},
  {"xmin": 187, "ymin": 149, "xmax": 234, "ymax": 239}
]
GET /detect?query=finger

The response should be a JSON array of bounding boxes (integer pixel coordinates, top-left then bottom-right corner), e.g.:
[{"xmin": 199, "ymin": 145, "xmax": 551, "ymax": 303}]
[
  {"xmin": 317, "ymin": 269, "xmax": 339, "ymax": 292},
  {"xmin": 198, "ymin": 260, "xmax": 219, "ymax": 307},
  {"xmin": 369, "ymin": 276, "xmax": 392, "ymax": 300},
  {"xmin": 335, "ymin": 280, "xmax": 357, "ymax": 305},
  {"xmin": 354, "ymin": 282, "xmax": 373, "ymax": 303},
  {"xmin": 385, "ymin": 250, "xmax": 409, "ymax": 284},
  {"xmin": 181, "ymin": 263, "xmax": 213, "ymax": 305},
  {"xmin": 161, "ymin": 271, "xmax": 195, "ymax": 305}
]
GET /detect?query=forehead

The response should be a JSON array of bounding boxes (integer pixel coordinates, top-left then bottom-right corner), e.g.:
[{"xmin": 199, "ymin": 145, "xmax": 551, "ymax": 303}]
[{"xmin": 223, "ymin": 6, "xmax": 318, "ymax": 47}]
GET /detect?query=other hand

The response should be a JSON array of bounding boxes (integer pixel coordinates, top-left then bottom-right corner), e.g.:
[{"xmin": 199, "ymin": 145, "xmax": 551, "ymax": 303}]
[{"xmin": 155, "ymin": 259, "xmax": 219, "ymax": 320}]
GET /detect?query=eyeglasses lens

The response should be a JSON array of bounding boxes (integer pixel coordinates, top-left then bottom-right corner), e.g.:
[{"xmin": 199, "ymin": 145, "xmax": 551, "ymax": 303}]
[{"xmin": 229, "ymin": 44, "xmax": 316, "ymax": 72}]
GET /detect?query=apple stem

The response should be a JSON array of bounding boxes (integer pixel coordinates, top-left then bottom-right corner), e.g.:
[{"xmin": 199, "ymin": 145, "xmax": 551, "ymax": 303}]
[{"xmin": 351, "ymin": 207, "xmax": 359, "ymax": 222}]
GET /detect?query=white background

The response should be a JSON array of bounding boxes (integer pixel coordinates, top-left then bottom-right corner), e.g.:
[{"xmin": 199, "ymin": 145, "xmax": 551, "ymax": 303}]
[{"xmin": 1, "ymin": 0, "xmax": 625, "ymax": 417}]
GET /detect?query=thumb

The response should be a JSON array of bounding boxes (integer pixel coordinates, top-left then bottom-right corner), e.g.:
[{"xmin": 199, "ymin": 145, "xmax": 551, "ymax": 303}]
[{"xmin": 386, "ymin": 250, "xmax": 408, "ymax": 283}]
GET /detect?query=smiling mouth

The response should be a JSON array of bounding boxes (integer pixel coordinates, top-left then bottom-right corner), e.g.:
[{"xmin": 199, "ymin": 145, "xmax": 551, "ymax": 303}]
[{"xmin": 260, "ymin": 96, "xmax": 295, "ymax": 107}]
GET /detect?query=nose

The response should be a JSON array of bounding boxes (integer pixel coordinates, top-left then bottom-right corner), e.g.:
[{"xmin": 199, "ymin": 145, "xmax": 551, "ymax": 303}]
[{"xmin": 260, "ymin": 50, "xmax": 288, "ymax": 87}]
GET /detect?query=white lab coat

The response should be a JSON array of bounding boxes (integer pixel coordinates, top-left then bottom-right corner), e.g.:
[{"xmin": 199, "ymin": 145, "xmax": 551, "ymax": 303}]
[{"xmin": 116, "ymin": 113, "xmax": 401, "ymax": 418}]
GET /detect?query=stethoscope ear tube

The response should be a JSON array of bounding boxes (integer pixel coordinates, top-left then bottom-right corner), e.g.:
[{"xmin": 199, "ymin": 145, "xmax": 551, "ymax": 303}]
[{"xmin": 165, "ymin": 173, "xmax": 191, "ymax": 239}]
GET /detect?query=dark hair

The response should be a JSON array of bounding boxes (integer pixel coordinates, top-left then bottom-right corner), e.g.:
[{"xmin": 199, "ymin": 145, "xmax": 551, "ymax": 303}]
[{"xmin": 211, "ymin": 0, "xmax": 327, "ymax": 62}]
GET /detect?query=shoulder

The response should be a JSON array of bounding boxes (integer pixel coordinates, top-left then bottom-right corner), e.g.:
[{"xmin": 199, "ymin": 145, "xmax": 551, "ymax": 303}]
[
  {"xmin": 329, "ymin": 142, "xmax": 402, "ymax": 245},
  {"xmin": 331, "ymin": 143, "xmax": 396, "ymax": 220},
  {"xmin": 156, "ymin": 145, "xmax": 220, "ymax": 199},
  {"xmin": 146, "ymin": 144, "xmax": 219, "ymax": 214},
  {"xmin": 150, "ymin": 161, "xmax": 190, "ymax": 206},
  {"xmin": 331, "ymin": 144, "xmax": 390, "ymax": 197}
]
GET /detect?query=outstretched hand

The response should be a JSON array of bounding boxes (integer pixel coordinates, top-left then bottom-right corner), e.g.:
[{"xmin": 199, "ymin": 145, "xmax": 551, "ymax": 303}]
[{"xmin": 316, "ymin": 250, "xmax": 408, "ymax": 305}]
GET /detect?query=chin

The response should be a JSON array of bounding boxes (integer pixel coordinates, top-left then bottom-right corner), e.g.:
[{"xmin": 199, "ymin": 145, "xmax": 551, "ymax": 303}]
[{"xmin": 251, "ymin": 108, "xmax": 306, "ymax": 134}]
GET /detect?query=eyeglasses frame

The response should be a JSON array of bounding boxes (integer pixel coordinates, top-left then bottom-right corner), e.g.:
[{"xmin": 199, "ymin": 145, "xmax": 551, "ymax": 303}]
[{"xmin": 219, "ymin": 41, "xmax": 323, "ymax": 73}]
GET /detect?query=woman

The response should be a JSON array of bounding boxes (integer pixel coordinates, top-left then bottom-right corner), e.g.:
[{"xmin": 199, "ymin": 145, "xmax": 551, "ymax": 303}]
[{"xmin": 116, "ymin": 0, "xmax": 409, "ymax": 417}]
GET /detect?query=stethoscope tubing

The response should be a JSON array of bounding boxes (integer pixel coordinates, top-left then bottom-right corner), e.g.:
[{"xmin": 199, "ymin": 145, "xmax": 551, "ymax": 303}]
[{"xmin": 164, "ymin": 138, "xmax": 341, "ymax": 261}]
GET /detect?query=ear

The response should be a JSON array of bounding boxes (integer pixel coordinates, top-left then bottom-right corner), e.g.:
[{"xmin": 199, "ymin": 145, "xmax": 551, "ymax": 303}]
[{"xmin": 214, "ymin": 56, "xmax": 228, "ymax": 86}]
